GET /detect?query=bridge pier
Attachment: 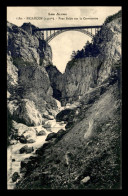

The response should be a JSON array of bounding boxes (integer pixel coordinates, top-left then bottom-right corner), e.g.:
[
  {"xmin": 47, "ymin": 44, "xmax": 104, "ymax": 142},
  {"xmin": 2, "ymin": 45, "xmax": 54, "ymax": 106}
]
[{"xmin": 46, "ymin": 31, "xmax": 48, "ymax": 40}]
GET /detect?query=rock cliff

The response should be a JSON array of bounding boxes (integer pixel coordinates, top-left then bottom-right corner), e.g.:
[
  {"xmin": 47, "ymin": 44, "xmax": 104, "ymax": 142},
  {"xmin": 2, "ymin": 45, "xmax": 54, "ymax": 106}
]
[
  {"xmin": 46, "ymin": 11, "xmax": 121, "ymax": 106},
  {"xmin": 7, "ymin": 22, "xmax": 58, "ymax": 139},
  {"xmin": 46, "ymin": 65, "xmax": 62, "ymax": 100}
]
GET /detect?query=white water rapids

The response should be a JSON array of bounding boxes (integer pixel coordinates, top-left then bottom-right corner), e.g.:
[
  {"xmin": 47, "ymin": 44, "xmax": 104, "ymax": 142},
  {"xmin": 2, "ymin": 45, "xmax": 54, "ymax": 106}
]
[
  {"xmin": 7, "ymin": 122, "xmax": 66, "ymax": 189},
  {"xmin": 7, "ymin": 100, "xmax": 79, "ymax": 189},
  {"xmin": 7, "ymin": 99, "xmax": 67, "ymax": 189}
]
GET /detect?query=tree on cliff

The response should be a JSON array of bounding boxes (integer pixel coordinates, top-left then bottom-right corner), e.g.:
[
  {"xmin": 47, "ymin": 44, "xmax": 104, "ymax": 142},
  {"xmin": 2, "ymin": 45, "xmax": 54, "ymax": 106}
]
[
  {"xmin": 70, "ymin": 39, "xmax": 100, "ymax": 60},
  {"xmin": 71, "ymin": 51, "xmax": 77, "ymax": 59}
]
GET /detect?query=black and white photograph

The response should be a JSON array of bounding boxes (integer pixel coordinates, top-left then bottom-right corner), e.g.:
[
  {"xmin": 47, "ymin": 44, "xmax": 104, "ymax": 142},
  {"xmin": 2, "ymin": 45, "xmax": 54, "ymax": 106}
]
[{"xmin": 7, "ymin": 6, "xmax": 122, "ymax": 190}]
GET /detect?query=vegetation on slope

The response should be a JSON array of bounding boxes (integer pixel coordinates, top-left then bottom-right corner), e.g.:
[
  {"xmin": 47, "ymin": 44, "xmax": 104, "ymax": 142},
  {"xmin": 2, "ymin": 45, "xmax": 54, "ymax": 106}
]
[
  {"xmin": 104, "ymin": 10, "xmax": 122, "ymax": 25},
  {"xmin": 67, "ymin": 9, "xmax": 121, "ymax": 71},
  {"xmin": 16, "ymin": 75, "xmax": 121, "ymax": 189}
]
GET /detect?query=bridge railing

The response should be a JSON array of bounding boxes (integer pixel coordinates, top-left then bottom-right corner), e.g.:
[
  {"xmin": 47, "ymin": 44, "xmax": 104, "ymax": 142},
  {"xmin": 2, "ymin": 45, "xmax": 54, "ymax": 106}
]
[
  {"xmin": 33, "ymin": 25, "xmax": 102, "ymax": 31},
  {"xmin": 32, "ymin": 25, "xmax": 102, "ymax": 43}
]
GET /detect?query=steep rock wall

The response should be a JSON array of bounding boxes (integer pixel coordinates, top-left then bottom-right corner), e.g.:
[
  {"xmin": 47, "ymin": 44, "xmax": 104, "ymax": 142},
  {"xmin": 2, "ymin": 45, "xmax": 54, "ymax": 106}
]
[
  {"xmin": 94, "ymin": 17, "xmax": 121, "ymax": 84},
  {"xmin": 47, "ymin": 11, "xmax": 121, "ymax": 106},
  {"xmin": 59, "ymin": 57, "xmax": 99, "ymax": 105},
  {"xmin": 7, "ymin": 22, "xmax": 57, "ymax": 127},
  {"xmin": 46, "ymin": 65, "xmax": 62, "ymax": 101}
]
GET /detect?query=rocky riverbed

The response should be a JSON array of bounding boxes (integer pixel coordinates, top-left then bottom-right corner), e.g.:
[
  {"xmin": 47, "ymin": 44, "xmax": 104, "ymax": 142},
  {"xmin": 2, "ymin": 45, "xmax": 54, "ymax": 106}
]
[{"xmin": 7, "ymin": 104, "xmax": 67, "ymax": 189}]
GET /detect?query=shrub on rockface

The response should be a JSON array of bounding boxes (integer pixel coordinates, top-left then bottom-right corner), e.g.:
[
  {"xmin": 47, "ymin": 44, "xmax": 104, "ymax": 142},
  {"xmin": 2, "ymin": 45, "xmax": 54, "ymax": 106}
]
[
  {"xmin": 69, "ymin": 40, "xmax": 100, "ymax": 64},
  {"xmin": 104, "ymin": 10, "xmax": 122, "ymax": 25}
]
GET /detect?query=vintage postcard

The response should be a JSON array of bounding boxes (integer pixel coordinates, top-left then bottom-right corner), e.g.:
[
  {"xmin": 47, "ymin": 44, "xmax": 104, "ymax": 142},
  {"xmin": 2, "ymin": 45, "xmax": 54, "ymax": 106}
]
[{"xmin": 7, "ymin": 6, "xmax": 122, "ymax": 189}]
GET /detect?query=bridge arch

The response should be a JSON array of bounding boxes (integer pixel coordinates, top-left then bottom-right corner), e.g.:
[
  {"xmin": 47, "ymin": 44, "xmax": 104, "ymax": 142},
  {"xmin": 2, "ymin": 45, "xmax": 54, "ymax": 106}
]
[
  {"xmin": 46, "ymin": 29, "xmax": 94, "ymax": 43},
  {"xmin": 32, "ymin": 26, "xmax": 102, "ymax": 43}
]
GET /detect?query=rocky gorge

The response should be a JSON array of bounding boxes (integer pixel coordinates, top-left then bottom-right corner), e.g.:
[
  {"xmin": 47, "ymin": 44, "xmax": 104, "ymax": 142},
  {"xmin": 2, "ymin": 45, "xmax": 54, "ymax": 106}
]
[{"xmin": 7, "ymin": 10, "xmax": 122, "ymax": 189}]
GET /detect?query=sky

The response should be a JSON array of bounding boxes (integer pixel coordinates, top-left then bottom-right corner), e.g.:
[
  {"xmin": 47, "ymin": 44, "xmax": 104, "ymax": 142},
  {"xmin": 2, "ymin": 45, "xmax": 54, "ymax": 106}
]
[{"xmin": 7, "ymin": 6, "xmax": 121, "ymax": 73}]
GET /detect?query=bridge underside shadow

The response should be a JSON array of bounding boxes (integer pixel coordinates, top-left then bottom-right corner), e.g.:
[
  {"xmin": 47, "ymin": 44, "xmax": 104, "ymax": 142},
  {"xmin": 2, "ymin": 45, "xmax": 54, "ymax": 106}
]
[{"xmin": 46, "ymin": 29, "xmax": 94, "ymax": 43}]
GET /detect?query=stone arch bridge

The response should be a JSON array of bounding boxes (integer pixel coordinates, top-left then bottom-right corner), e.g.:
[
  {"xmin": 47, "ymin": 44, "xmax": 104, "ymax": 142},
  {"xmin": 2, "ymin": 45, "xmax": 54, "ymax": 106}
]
[{"xmin": 33, "ymin": 26, "xmax": 102, "ymax": 43}]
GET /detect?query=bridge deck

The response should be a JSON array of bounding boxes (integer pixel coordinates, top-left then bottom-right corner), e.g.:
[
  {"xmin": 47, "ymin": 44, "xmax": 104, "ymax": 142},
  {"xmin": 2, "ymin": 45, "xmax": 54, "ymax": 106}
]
[{"xmin": 34, "ymin": 25, "xmax": 102, "ymax": 31}]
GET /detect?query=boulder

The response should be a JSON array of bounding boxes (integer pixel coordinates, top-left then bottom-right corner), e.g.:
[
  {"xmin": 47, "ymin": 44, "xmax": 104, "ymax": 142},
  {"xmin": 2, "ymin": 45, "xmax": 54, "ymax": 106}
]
[
  {"xmin": 80, "ymin": 176, "xmax": 90, "ymax": 184},
  {"xmin": 65, "ymin": 122, "xmax": 74, "ymax": 129},
  {"xmin": 56, "ymin": 129, "xmax": 66, "ymax": 139},
  {"xmin": 23, "ymin": 129, "xmax": 36, "ymax": 140},
  {"xmin": 46, "ymin": 128, "xmax": 52, "ymax": 132},
  {"xmin": 19, "ymin": 145, "xmax": 34, "ymax": 154},
  {"xmin": 21, "ymin": 158, "xmax": 30, "ymax": 168},
  {"xmin": 19, "ymin": 136, "xmax": 27, "ymax": 144},
  {"xmin": 12, "ymin": 121, "xmax": 37, "ymax": 143},
  {"xmin": 20, "ymin": 156, "xmax": 39, "ymax": 174},
  {"xmin": 12, "ymin": 172, "xmax": 20, "ymax": 182},
  {"xmin": 12, "ymin": 121, "xmax": 28, "ymax": 137},
  {"xmin": 26, "ymin": 147, "xmax": 34, "ymax": 153},
  {"xmin": 10, "ymin": 140, "xmax": 18, "ymax": 145},
  {"xmin": 9, "ymin": 99, "xmax": 43, "ymax": 126},
  {"xmin": 42, "ymin": 142, "xmax": 51, "ymax": 149},
  {"xmin": 36, "ymin": 142, "xmax": 51, "ymax": 155},
  {"xmin": 37, "ymin": 130, "xmax": 46, "ymax": 136},
  {"xmin": 45, "ymin": 132, "xmax": 57, "ymax": 141},
  {"xmin": 56, "ymin": 109, "xmax": 72, "ymax": 122},
  {"xmin": 12, "ymin": 159, "xmax": 15, "ymax": 162},
  {"xmin": 43, "ymin": 113, "xmax": 54, "ymax": 120},
  {"xmin": 43, "ymin": 122, "xmax": 51, "ymax": 128},
  {"xmin": 19, "ymin": 145, "xmax": 28, "ymax": 153},
  {"xmin": 27, "ymin": 139, "xmax": 36, "ymax": 143},
  {"xmin": 35, "ymin": 148, "xmax": 44, "ymax": 156},
  {"xmin": 43, "ymin": 120, "xmax": 57, "ymax": 129}
]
